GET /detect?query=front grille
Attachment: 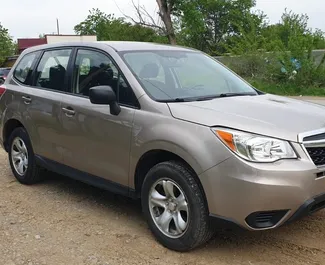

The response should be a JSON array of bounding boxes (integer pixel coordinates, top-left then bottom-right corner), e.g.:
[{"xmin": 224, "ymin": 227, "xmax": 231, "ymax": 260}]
[
  {"xmin": 304, "ymin": 133, "xmax": 325, "ymax": 142},
  {"xmin": 305, "ymin": 147, "xmax": 325, "ymax": 166}
]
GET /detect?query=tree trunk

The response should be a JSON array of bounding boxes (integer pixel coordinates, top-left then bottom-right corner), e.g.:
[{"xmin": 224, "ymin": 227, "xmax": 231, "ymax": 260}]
[{"xmin": 156, "ymin": 0, "xmax": 177, "ymax": 45}]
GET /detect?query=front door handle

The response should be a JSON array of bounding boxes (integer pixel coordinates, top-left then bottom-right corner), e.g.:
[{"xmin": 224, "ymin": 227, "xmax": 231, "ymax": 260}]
[
  {"xmin": 62, "ymin": 107, "xmax": 75, "ymax": 117},
  {"xmin": 22, "ymin": 96, "xmax": 32, "ymax": 104}
]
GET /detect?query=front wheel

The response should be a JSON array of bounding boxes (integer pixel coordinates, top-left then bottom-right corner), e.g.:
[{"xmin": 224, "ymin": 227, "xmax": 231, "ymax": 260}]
[{"xmin": 141, "ymin": 161, "xmax": 213, "ymax": 251}]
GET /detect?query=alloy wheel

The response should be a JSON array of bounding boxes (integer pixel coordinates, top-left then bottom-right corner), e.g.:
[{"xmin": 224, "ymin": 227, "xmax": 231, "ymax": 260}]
[
  {"xmin": 148, "ymin": 179, "xmax": 189, "ymax": 238},
  {"xmin": 11, "ymin": 137, "xmax": 28, "ymax": 176}
]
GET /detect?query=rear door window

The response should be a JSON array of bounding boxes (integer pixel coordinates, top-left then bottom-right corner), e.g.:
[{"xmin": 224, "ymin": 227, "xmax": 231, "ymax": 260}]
[
  {"xmin": 13, "ymin": 52, "xmax": 39, "ymax": 84},
  {"xmin": 34, "ymin": 49, "xmax": 72, "ymax": 92}
]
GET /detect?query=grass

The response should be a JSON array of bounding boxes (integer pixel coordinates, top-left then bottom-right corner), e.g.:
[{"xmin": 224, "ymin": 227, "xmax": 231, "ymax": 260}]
[{"xmin": 248, "ymin": 79, "xmax": 325, "ymax": 96}]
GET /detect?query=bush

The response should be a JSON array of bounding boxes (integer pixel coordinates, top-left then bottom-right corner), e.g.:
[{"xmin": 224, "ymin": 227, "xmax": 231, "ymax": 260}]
[
  {"xmin": 220, "ymin": 50, "xmax": 325, "ymax": 96},
  {"xmin": 249, "ymin": 79, "xmax": 325, "ymax": 96},
  {"xmin": 218, "ymin": 9, "xmax": 325, "ymax": 96}
]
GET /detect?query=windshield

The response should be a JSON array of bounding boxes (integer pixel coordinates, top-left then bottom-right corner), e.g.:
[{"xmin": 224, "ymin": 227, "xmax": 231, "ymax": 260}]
[{"xmin": 121, "ymin": 50, "xmax": 257, "ymax": 101}]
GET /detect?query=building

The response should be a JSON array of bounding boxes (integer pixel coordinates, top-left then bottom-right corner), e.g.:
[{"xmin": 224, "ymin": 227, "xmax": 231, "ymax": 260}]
[
  {"xmin": 17, "ymin": 34, "xmax": 97, "ymax": 54},
  {"xmin": 0, "ymin": 34, "xmax": 98, "ymax": 67},
  {"xmin": 17, "ymin": 38, "xmax": 47, "ymax": 54},
  {"xmin": 45, "ymin": 34, "xmax": 97, "ymax": 44}
]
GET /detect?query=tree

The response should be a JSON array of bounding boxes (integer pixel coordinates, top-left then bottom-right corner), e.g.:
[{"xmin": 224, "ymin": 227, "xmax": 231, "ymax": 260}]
[
  {"xmin": 261, "ymin": 10, "xmax": 325, "ymax": 51},
  {"xmin": 177, "ymin": 0, "xmax": 261, "ymax": 54},
  {"xmin": 156, "ymin": 0, "xmax": 177, "ymax": 44},
  {"xmin": 225, "ymin": 11, "xmax": 267, "ymax": 55},
  {"xmin": 313, "ymin": 29, "xmax": 325, "ymax": 50},
  {"xmin": 74, "ymin": 8, "xmax": 166, "ymax": 43},
  {"xmin": 0, "ymin": 23, "xmax": 15, "ymax": 65},
  {"xmin": 118, "ymin": 0, "xmax": 178, "ymax": 45},
  {"xmin": 225, "ymin": 8, "xmax": 325, "ymax": 55},
  {"xmin": 126, "ymin": 0, "xmax": 261, "ymax": 49},
  {"xmin": 74, "ymin": 9, "xmax": 114, "ymax": 41},
  {"xmin": 279, "ymin": 10, "xmax": 311, "ymax": 49}
]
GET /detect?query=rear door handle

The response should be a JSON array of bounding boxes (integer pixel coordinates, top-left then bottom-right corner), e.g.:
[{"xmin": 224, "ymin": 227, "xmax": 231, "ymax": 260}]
[
  {"xmin": 22, "ymin": 96, "xmax": 32, "ymax": 104},
  {"xmin": 62, "ymin": 107, "xmax": 75, "ymax": 117}
]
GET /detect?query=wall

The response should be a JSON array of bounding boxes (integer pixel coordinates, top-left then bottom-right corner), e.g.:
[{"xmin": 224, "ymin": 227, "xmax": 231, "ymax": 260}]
[{"xmin": 46, "ymin": 35, "xmax": 97, "ymax": 44}]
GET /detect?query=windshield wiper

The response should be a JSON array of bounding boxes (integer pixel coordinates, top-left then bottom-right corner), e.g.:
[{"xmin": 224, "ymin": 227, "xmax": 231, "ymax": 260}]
[
  {"xmin": 195, "ymin": 95, "xmax": 220, "ymax": 101},
  {"xmin": 159, "ymin": 92, "xmax": 257, "ymax": 103},
  {"xmin": 157, "ymin": 98, "xmax": 187, "ymax": 102},
  {"xmin": 193, "ymin": 92, "xmax": 257, "ymax": 102},
  {"xmin": 218, "ymin": 92, "xmax": 257, "ymax": 98},
  {"xmin": 159, "ymin": 97, "xmax": 210, "ymax": 102},
  {"xmin": 167, "ymin": 96, "xmax": 218, "ymax": 102}
]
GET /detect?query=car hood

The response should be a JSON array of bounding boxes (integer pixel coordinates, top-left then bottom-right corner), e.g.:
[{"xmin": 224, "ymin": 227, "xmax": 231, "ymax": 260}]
[{"xmin": 167, "ymin": 94, "xmax": 325, "ymax": 142}]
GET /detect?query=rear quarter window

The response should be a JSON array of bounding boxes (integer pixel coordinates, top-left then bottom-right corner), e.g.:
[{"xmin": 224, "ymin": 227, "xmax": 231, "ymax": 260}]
[{"xmin": 14, "ymin": 52, "xmax": 39, "ymax": 84}]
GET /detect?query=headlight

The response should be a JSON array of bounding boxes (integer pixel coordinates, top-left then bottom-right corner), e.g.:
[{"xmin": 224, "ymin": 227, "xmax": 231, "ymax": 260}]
[{"xmin": 212, "ymin": 128, "xmax": 297, "ymax": 162}]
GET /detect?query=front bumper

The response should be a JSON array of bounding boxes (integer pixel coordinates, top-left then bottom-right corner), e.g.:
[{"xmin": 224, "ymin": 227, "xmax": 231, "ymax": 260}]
[{"xmin": 199, "ymin": 142, "xmax": 325, "ymax": 230}]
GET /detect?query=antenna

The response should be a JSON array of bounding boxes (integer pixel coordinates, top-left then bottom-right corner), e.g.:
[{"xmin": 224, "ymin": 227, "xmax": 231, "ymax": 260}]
[{"xmin": 56, "ymin": 18, "xmax": 60, "ymax": 35}]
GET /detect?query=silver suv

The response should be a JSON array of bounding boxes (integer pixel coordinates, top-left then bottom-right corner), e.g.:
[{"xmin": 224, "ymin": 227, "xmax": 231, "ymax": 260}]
[{"xmin": 1, "ymin": 41, "xmax": 325, "ymax": 251}]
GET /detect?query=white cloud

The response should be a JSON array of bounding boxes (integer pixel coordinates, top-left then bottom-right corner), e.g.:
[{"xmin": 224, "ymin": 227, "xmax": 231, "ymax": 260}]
[{"xmin": 1, "ymin": 0, "xmax": 324, "ymax": 39}]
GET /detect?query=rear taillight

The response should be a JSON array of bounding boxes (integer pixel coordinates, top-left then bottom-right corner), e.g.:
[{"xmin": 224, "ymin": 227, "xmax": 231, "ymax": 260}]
[{"xmin": 0, "ymin": 84, "xmax": 6, "ymax": 96}]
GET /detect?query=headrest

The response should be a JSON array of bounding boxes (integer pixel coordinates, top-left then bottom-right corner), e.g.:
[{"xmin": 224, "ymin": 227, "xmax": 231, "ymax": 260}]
[
  {"xmin": 139, "ymin": 63, "xmax": 159, "ymax": 79},
  {"xmin": 49, "ymin": 65, "xmax": 65, "ymax": 77}
]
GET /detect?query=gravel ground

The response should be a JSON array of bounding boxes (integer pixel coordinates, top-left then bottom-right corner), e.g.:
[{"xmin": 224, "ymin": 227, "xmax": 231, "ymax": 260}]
[{"xmin": 1, "ymin": 148, "xmax": 325, "ymax": 265}]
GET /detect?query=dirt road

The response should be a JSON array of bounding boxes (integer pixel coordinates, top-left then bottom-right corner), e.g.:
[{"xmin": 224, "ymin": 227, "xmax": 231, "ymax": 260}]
[{"xmin": 1, "ymin": 148, "xmax": 325, "ymax": 265}]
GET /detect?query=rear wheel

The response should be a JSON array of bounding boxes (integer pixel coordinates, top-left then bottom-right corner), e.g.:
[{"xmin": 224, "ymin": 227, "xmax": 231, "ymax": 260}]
[
  {"xmin": 8, "ymin": 127, "xmax": 45, "ymax": 184},
  {"xmin": 141, "ymin": 161, "xmax": 213, "ymax": 251}
]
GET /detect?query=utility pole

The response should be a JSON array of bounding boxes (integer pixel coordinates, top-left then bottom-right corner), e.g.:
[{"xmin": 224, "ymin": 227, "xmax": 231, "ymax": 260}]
[{"xmin": 56, "ymin": 18, "xmax": 60, "ymax": 35}]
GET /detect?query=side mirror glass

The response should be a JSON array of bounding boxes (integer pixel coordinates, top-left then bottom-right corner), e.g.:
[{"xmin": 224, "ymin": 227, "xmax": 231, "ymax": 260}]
[{"xmin": 89, "ymin": 86, "xmax": 121, "ymax": 115}]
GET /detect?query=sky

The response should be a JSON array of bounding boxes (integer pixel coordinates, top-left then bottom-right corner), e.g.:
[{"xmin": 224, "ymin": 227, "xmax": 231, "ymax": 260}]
[{"xmin": 1, "ymin": 0, "xmax": 325, "ymax": 40}]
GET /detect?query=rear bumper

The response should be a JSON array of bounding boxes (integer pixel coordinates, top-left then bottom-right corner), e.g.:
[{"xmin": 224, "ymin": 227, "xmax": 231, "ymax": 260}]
[{"xmin": 199, "ymin": 143, "xmax": 325, "ymax": 230}]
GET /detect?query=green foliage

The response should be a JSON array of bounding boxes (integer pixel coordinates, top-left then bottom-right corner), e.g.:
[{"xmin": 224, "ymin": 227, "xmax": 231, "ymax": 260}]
[
  {"xmin": 74, "ymin": 8, "xmax": 166, "ymax": 43},
  {"xmin": 225, "ymin": 9, "xmax": 325, "ymax": 55},
  {"xmin": 0, "ymin": 23, "xmax": 15, "ymax": 65},
  {"xmin": 279, "ymin": 10, "xmax": 310, "ymax": 48},
  {"xmin": 219, "ymin": 8, "xmax": 325, "ymax": 96},
  {"xmin": 313, "ymin": 29, "xmax": 325, "ymax": 49},
  {"xmin": 249, "ymin": 79, "xmax": 325, "ymax": 96},
  {"xmin": 177, "ymin": 0, "xmax": 259, "ymax": 54},
  {"xmin": 224, "ymin": 11, "xmax": 267, "ymax": 55},
  {"xmin": 270, "ymin": 11, "xmax": 325, "ymax": 89}
]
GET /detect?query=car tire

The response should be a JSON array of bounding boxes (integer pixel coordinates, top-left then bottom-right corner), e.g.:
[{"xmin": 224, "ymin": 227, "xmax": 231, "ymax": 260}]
[
  {"xmin": 141, "ymin": 161, "xmax": 213, "ymax": 251},
  {"xmin": 8, "ymin": 127, "xmax": 45, "ymax": 184}
]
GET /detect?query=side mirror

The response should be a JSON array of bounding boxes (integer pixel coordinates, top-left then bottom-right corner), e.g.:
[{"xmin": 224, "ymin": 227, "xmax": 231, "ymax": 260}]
[{"xmin": 89, "ymin": 86, "xmax": 121, "ymax": 116}]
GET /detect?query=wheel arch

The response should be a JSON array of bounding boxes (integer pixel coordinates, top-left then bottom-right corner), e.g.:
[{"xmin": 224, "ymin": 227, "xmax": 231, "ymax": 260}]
[
  {"xmin": 133, "ymin": 149, "xmax": 208, "ymax": 206},
  {"xmin": 3, "ymin": 118, "xmax": 26, "ymax": 152}
]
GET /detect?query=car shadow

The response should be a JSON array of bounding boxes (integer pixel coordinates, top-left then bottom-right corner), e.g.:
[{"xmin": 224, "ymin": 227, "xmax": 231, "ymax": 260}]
[{"xmin": 41, "ymin": 171, "xmax": 143, "ymax": 216}]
